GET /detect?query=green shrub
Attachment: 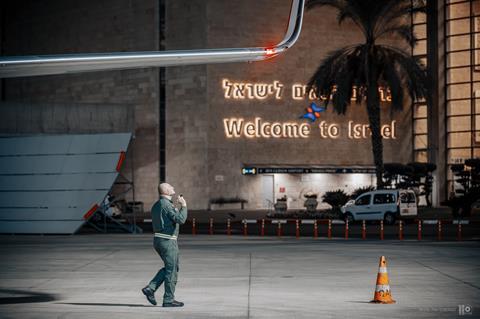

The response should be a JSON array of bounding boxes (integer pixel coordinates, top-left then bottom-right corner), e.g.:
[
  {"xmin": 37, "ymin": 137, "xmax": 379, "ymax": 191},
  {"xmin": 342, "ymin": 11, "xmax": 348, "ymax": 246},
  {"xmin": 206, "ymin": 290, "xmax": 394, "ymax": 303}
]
[
  {"xmin": 322, "ymin": 190, "xmax": 350, "ymax": 211},
  {"xmin": 350, "ymin": 186, "xmax": 375, "ymax": 200}
]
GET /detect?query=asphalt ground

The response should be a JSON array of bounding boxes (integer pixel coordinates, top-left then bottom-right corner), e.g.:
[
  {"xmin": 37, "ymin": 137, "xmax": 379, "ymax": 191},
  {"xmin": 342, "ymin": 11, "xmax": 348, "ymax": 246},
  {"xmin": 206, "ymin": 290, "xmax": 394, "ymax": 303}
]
[{"xmin": 0, "ymin": 234, "xmax": 479, "ymax": 318}]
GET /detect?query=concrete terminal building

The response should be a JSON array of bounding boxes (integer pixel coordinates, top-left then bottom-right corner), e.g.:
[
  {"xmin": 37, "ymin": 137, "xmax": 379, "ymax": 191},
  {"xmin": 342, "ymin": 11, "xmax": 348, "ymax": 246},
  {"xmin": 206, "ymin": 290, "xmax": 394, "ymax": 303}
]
[{"xmin": 0, "ymin": 0, "xmax": 478, "ymax": 212}]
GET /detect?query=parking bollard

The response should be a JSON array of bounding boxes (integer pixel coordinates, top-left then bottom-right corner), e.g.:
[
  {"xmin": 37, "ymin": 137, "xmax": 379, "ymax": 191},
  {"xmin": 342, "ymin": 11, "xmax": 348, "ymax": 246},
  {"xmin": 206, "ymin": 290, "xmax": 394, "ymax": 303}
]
[
  {"xmin": 209, "ymin": 218, "xmax": 213, "ymax": 235},
  {"xmin": 437, "ymin": 220, "xmax": 442, "ymax": 241},
  {"xmin": 192, "ymin": 218, "xmax": 196, "ymax": 235},
  {"xmin": 380, "ymin": 220, "xmax": 384, "ymax": 240},
  {"xmin": 277, "ymin": 222, "xmax": 282, "ymax": 237},
  {"xmin": 362, "ymin": 220, "xmax": 366, "ymax": 240},
  {"xmin": 313, "ymin": 220, "xmax": 318, "ymax": 238},
  {"xmin": 457, "ymin": 223, "xmax": 462, "ymax": 241},
  {"xmin": 261, "ymin": 219, "xmax": 265, "ymax": 236},
  {"xmin": 345, "ymin": 219, "xmax": 349, "ymax": 239},
  {"xmin": 399, "ymin": 220, "xmax": 403, "ymax": 240},
  {"xmin": 243, "ymin": 220, "xmax": 248, "ymax": 236},
  {"xmin": 417, "ymin": 220, "xmax": 422, "ymax": 241},
  {"xmin": 328, "ymin": 219, "xmax": 332, "ymax": 239},
  {"xmin": 295, "ymin": 219, "xmax": 300, "ymax": 239},
  {"xmin": 227, "ymin": 219, "xmax": 231, "ymax": 236}
]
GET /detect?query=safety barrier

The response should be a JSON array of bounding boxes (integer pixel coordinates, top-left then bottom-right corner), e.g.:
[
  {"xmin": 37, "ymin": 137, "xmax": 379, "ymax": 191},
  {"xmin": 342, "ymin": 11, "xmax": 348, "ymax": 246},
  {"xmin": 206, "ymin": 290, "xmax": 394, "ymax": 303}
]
[{"xmin": 183, "ymin": 218, "xmax": 478, "ymax": 240}]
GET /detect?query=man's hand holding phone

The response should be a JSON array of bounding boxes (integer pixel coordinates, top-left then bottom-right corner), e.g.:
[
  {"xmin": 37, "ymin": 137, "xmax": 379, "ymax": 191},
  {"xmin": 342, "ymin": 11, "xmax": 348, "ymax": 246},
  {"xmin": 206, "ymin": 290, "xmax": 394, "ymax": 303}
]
[{"xmin": 178, "ymin": 195, "xmax": 187, "ymax": 208}]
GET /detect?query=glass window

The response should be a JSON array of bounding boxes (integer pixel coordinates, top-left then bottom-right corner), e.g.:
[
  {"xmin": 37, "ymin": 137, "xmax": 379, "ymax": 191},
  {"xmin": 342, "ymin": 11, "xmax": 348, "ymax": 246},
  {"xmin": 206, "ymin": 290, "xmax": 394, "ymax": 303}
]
[
  {"xmin": 419, "ymin": 57, "xmax": 428, "ymax": 67},
  {"xmin": 415, "ymin": 135, "xmax": 428, "ymax": 149},
  {"xmin": 355, "ymin": 195, "xmax": 371, "ymax": 206},
  {"xmin": 448, "ymin": 132, "xmax": 472, "ymax": 147},
  {"xmin": 475, "ymin": 118, "xmax": 480, "ymax": 143},
  {"xmin": 447, "ymin": 0, "xmax": 470, "ymax": 4},
  {"xmin": 447, "ymin": 2, "xmax": 471, "ymax": 20},
  {"xmin": 414, "ymin": 104, "xmax": 427, "ymax": 118},
  {"xmin": 373, "ymin": 193, "xmax": 396, "ymax": 204},
  {"xmin": 415, "ymin": 24, "xmax": 427, "ymax": 39},
  {"xmin": 413, "ymin": 40, "xmax": 427, "ymax": 55},
  {"xmin": 400, "ymin": 192, "xmax": 416, "ymax": 204},
  {"xmin": 408, "ymin": 193, "xmax": 416, "ymax": 203},
  {"xmin": 413, "ymin": 12, "xmax": 426, "ymax": 24},
  {"xmin": 472, "ymin": 68, "xmax": 480, "ymax": 82},
  {"xmin": 447, "ymin": 66, "xmax": 471, "ymax": 84},
  {"xmin": 448, "ymin": 115, "xmax": 472, "ymax": 132},
  {"xmin": 447, "ymin": 35, "xmax": 471, "ymax": 51},
  {"xmin": 447, "ymin": 51, "xmax": 471, "ymax": 68},
  {"xmin": 447, "ymin": 17, "xmax": 470, "ymax": 36},
  {"xmin": 447, "ymin": 83, "xmax": 471, "ymax": 100},
  {"xmin": 415, "ymin": 151, "xmax": 428, "ymax": 163},
  {"xmin": 447, "ymin": 100, "xmax": 473, "ymax": 115},
  {"xmin": 448, "ymin": 148, "xmax": 472, "ymax": 164},
  {"xmin": 414, "ymin": 118, "xmax": 428, "ymax": 134}
]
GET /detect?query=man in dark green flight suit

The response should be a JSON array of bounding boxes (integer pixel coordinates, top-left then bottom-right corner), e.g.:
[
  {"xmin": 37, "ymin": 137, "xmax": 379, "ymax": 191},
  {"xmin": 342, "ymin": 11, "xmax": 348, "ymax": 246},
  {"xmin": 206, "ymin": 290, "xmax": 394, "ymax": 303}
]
[{"xmin": 142, "ymin": 182, "xmax": 187, "ymax": 307}]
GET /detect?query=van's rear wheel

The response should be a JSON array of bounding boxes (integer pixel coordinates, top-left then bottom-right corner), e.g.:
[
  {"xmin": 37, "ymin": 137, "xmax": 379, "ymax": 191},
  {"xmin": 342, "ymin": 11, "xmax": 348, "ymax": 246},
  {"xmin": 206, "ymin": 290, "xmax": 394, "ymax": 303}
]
[
  {"xmin": 384, "ymin": 212, "xmax": 396, "ymax": 225},
  {"xmin": 345, "ymin": 212, "xmax": 355, "ymax": 224}
]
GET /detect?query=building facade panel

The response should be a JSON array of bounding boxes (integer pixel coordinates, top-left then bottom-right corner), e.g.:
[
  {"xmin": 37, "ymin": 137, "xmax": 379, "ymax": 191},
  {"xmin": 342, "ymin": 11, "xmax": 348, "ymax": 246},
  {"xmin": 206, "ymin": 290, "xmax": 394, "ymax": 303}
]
[{"xmin": 166, "ymin": 0, "xmax": 414, "ymax": 209}]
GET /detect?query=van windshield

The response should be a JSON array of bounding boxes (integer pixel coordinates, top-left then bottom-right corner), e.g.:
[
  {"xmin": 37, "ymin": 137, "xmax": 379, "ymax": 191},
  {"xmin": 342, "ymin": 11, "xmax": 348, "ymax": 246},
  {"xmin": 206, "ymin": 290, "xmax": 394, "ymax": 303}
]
[
  {"xmin": 355, "ymin": 195, "xmax": 371, "ymax": 206},
  {"xmin": 400, "ymin": 192, "xmax": 416, "ymax": 203}
]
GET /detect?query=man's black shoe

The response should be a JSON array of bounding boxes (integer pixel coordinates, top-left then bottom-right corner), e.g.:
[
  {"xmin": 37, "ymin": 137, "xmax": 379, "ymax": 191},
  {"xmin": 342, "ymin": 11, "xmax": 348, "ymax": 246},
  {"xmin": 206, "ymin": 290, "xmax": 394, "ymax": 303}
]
[
  {"xmin": 162, "ymin": 300, "xmax": 184, "ymax": 307},
  {"xmin": 142, "ymin": 287, "xmax": 157, "ymax": 306}
]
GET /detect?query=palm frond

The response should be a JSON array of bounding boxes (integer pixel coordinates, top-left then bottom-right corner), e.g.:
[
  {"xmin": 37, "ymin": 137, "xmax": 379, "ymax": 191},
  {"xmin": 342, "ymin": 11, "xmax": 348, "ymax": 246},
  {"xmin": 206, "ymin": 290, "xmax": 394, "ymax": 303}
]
[
  {"xmin": 378, "ymin": 45, "xmax": 428, "ymax": 102},
  {"xmin": 306, "ymin": 45, "xmax": 357, "ymax": 109},
  {"xmin": 377, "ymin": 50, "xmax": 405, "ymax": 111},
  {"xmin": 306, "ymin": 0, "xmax": 368, "ymax": 39},
  {"xmin": 307, "ymin": 44, "xmax": 427, "ymax": 113},
  {"xmin": 379, "ymin": 25, "xmax": 418, "ymax": 47},
  {"xmin": 374, "ymin": 1, "xmax": 426, "ymax": 42},
  {"xmin": 306, "ymin": 0, "xmax": 345, "ymax": 10}
]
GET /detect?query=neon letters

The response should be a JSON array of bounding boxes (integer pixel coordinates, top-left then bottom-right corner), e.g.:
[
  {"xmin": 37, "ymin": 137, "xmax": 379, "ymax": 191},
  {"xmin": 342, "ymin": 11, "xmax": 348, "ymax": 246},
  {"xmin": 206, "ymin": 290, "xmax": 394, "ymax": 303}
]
[
  {"xmin": 223, "ymin": 118, "xmax": 397, "ymax": 139},
  {"xmin": 224, "ymin": 118, "xmax": 310, "ymax": 138}
]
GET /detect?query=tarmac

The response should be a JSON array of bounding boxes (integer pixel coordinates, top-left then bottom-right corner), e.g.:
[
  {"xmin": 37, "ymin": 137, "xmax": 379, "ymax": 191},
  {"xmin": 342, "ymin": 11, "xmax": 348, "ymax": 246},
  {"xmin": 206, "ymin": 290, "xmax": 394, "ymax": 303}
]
[{"xmin": 0, "ymin": 234, "xmax": 479, "ymax": 319}]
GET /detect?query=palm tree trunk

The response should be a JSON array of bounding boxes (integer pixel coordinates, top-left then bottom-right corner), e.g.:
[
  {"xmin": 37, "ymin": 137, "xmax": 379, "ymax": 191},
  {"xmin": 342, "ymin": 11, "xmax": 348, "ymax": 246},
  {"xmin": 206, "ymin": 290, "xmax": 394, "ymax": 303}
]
[{"xmin": 366, "ymin": 76, "xmax": 384, "ymax": 189}]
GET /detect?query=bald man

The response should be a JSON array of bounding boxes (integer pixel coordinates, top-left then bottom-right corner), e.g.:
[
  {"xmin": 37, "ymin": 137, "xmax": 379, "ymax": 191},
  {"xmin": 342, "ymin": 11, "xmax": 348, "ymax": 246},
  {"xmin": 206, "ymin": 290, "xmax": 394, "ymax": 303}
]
[{"xmin": 142, "ymin": 183, "xmax": 187, "ymax": 307}]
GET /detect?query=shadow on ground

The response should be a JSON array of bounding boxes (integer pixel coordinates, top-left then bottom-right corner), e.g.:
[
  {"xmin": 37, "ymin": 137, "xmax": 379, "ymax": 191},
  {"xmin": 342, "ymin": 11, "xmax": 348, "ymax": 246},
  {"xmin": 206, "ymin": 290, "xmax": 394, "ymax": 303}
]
[
  {"xmin": 0, "ymin": 289, "xmax": 57, "ymax": 305},
  {"xmin": 59, "ymin": 302, "xmax": 154, "ymax": 308}
]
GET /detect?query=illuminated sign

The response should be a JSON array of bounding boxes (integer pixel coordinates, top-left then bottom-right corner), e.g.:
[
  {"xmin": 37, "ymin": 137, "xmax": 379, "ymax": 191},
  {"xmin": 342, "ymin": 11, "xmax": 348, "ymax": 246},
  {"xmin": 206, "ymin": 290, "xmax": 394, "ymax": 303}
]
[
  {"xmin": 243, "ymin": 167, "xmax": 377, "ymax": 174},
  {"xmin": 221, "ymin": 79, "xmax": 398, "ymax": 140},
  {"xmin": 222, "ymin": 79, "xmax": 392, "ymax": 102},
  {"xmin": 242, "ymin": 167, "xmax": 257, "ymax": 175},
  {"xmin": 224, "ymin": 118, "xmax": 310, "ymax": 139},
  {"xmin": 224, "ymin": 117, "xmax": 396, "ymax": 139},
  {"xmin": 222, "ymin": 79, "xmax": 284, "ymax": 100}
]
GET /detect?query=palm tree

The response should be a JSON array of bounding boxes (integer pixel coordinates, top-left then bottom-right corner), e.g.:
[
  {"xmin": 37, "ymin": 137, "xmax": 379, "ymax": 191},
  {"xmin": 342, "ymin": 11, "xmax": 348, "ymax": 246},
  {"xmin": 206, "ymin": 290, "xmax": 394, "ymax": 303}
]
[{"xmin": 306, "ymin": 0, "xmax": 428, "ymax": 188}]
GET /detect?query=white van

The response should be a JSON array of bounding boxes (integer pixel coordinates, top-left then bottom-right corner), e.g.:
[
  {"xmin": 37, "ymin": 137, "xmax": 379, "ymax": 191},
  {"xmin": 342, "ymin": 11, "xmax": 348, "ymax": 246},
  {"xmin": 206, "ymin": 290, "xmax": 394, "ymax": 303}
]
[{"xmin": 341, "ymin": 189, "xmax": 417, "ymax": 225}]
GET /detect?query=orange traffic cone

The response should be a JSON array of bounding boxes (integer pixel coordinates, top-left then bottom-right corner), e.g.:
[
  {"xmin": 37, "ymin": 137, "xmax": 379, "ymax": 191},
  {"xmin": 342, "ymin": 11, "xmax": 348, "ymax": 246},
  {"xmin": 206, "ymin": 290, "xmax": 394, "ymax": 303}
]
[{"xmin": 371, "ymin": 256, "xmax": 396, "ymax": 304}]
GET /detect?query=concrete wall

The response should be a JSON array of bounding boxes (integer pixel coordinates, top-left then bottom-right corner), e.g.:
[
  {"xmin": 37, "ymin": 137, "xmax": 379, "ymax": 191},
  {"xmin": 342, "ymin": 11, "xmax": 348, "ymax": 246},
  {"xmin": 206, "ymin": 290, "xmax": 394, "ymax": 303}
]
[
  {"xmin": 164, "ymin": 0, "xmax": 209, "ymax": 209},
  {"xmin": 0, "ymin": 0, "xmax": 419, "ymax": 212},
  {"xmin": 0, "ymin": 0, "xmax": 161, "ymax": 210},
  {"xmin": 166, "ymin": 0, "xmax": 414, "ymax": 209}
]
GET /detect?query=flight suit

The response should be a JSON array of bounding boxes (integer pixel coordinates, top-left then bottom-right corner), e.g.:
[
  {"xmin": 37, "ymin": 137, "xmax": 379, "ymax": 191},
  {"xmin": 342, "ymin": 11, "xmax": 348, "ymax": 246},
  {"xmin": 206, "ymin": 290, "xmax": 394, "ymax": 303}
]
[{"xmin": 147, "ymin": 196, "xmax": 187, "ymax": 304}]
